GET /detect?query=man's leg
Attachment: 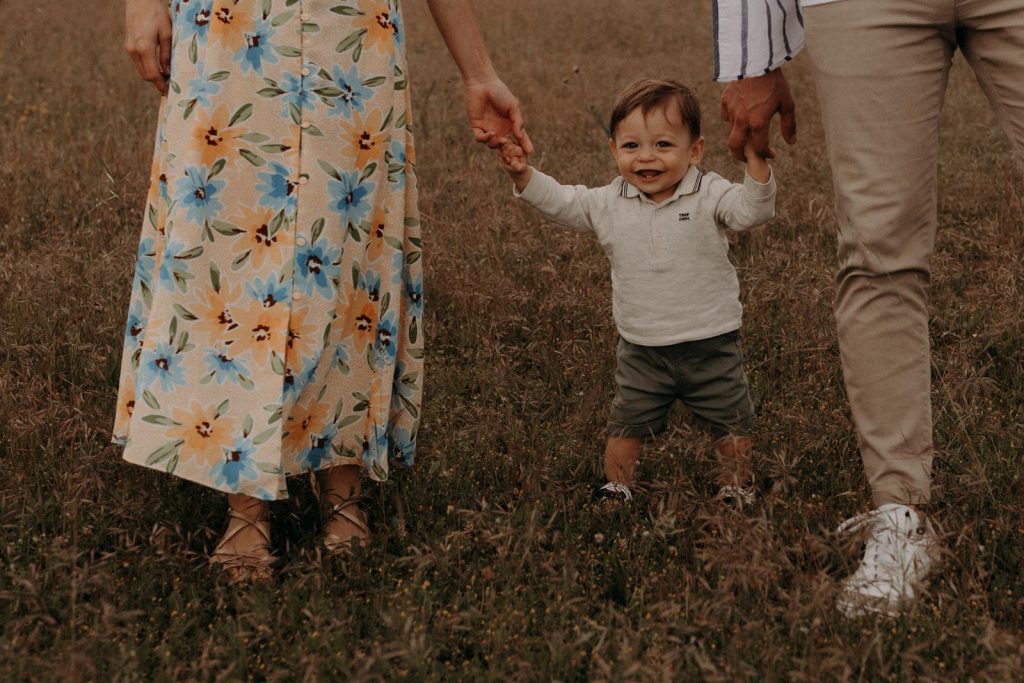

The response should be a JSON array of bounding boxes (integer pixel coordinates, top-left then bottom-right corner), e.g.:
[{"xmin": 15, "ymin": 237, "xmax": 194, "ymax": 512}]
[
  {"xmin": 958, "ymin": 0, "xmax": 1024, "ymax": 169},
  {"xmin": 805, "ymin": 0, "xmax": 956, "ymax": 507}
]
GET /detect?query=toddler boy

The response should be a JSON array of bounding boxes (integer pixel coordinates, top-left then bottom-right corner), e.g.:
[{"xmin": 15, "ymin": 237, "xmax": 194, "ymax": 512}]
[{"xmin": 499, "ymin": 78, "xmax": 776, "ymax": 504}]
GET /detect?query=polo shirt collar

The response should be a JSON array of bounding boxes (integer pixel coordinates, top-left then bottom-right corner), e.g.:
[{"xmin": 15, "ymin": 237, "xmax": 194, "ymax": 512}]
[{"xmin": 620, "ymin": 165, "xmax": 705, "ymax": 203}]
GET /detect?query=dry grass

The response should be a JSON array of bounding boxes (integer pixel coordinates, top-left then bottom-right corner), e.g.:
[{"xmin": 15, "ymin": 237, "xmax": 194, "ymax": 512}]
[{"xmin": 2, "ymin": 0, "xmax": 1023, "ymax": 680}]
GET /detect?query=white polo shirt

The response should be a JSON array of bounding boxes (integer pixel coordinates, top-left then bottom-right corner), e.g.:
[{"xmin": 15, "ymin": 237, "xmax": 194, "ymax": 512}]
[{"xmin": 515, "ymin": 165, "xmax": 776, "ymax": 346}]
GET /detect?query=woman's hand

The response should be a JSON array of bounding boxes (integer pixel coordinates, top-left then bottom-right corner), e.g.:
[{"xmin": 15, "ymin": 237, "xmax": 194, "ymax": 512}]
[
  {"xmin": 465, "ymin": 78, "xmax": 534, "ymax": 154},
  {"xmin": 125, "ymin": 0, "xmax": 173, "ymax": 96}
]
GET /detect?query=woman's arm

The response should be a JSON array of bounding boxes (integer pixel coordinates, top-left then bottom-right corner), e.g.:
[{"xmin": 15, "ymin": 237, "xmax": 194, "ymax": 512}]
[
  {"xmin": 125, "ymin": 0, "xmax": 173, "ymax": 95},
  {"xmin": 425, "ymin": 0, "xmax": 533, "ymax": 154}
]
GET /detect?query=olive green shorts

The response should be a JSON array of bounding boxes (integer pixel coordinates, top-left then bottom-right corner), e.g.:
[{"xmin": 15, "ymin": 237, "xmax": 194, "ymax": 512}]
[{"xmin": 607, "ymin": 331, "xmax": 755, "ymax": 439}]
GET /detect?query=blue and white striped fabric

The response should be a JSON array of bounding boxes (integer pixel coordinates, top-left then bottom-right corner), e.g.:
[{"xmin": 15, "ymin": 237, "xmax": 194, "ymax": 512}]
[{"xmin": 712, "ymin": 0, "xmax": 819, "ymax": 82}]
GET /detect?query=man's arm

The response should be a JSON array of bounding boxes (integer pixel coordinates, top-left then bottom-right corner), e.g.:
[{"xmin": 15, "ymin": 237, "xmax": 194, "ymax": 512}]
[{"xmin": 712, "ymin": 0, "xmax": 803, "ymax": 161}]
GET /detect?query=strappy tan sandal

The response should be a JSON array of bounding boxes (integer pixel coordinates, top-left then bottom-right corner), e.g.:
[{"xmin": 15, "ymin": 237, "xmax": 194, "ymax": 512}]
[
  {"xmin": 209, "ymin": 508, "xmax": 278, "ymax": 583},
  {"xmin": 321, "ymin": 492, "xmax": 370, "ymax": 555}
]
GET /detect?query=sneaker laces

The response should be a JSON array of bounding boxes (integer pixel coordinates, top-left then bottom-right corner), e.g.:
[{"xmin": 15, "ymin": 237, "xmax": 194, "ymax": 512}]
[
  {"xmin": 836, "ymin": 504, "xmax": 930, "ymax": 588},
  {"xmin": 840, "ymin": 509, "xmax": 896, "ymax": 584}
]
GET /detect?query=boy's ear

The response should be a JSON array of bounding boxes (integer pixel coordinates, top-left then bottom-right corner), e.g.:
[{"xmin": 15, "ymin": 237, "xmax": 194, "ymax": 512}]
[
  {"xmin": 608, "ymin": 137, "xmax": 617, "ymax": 156},
  {"xmin": 690, "ymin": 136, "xmax": 706, "ymax": 164}
]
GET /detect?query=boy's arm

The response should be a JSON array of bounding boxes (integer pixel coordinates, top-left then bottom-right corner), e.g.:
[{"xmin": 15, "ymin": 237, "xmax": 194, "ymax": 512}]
[
  {"xmin": 514, "ymin": 169, "xmax": 601, "ymax": 234},
  {"xmin": 713, "ymin": 167, "xmax": 777, "ymax": 233}
]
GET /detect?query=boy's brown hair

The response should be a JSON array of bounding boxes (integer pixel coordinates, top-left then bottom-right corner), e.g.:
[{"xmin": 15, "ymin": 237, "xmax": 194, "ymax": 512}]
[{"xmin": 609, "ymin": 78, "xmax": 701, "ymax": 139}]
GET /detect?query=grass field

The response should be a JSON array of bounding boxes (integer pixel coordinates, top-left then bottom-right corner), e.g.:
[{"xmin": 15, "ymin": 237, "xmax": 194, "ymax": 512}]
[{"xmin": 2, "ymin": 0, "xmax": 1023, "ymax": 680}]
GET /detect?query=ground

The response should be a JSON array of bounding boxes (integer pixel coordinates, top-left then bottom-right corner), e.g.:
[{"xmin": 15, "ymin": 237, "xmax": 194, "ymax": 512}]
[{"xmin": 1, "ymin": 0, "xmax": 1022, "ymax": 680}]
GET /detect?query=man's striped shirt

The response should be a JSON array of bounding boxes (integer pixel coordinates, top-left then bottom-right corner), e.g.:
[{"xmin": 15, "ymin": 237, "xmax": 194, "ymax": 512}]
[{"xmin": 712, "ymin": 0, "xmax": 841, "ymax": 82}]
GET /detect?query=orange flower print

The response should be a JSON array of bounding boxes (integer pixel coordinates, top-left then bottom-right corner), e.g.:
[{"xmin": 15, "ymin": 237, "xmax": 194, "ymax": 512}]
[
  {"xmin": 190, "ymin": 280, "xmax": 242, "ymax": 342},
  {"xmin": 209, "ymin": 3, "xmax": 254, "ymax": 51},
  {"xmin": 362, "ymin": 375, "xmax": 389, "ymax": 433},
  {"xmin": 283, "ymin": 400, "xmax": 329, "ymax": 459},
  {"xmin": 192, "ymin": 105, "xmax": 246, "ymax": 168},
  {"xmin": 227, "ymin": 205, "xmax": 292, "ymax": 270},
  {"xmin": 114, "ymin": 377, "xmax": 136, "ymax": 435},
  {"xmin": 365, "ymin": 205, "xmax": 388, "ymax": 262},
  {"xmin": 227, "ymin": 298, "xmax": 290, "ymax": 367},
  {"xmin": 285, "ymin": 305, "xmax": 320, "ymax": 366},
  {"xmin": 340, "ymin": 287, "xmax": 377, "ymax": 354},
  {"xmin": 354, "ymin": 4, "xmax": 396, "ymax": 54},
  {"xmin": 340, "ymin": 109, "xmax": 387, "ymax": 169},
  {"xmin": 168, "ymin": 400, "xmax": 237, "ymax": 467}
]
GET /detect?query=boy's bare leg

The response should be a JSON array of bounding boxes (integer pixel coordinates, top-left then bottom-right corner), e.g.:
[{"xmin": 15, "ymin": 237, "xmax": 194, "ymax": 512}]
[{"xmin": 604, "ymin": 435, "xmax": 643, "ymax": 485}]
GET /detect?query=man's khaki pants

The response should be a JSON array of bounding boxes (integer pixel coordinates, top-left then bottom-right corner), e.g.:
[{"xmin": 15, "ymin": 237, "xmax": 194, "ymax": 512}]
[{"xmin": 804, "ymin": 0, "xmax": 1024, "ymax": 506}]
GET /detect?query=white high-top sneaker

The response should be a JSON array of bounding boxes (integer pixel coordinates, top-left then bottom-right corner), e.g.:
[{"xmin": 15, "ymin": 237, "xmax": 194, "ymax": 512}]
[{"xmin": 835, "ymin": 503, "xmax": 941, "ymax": 617}]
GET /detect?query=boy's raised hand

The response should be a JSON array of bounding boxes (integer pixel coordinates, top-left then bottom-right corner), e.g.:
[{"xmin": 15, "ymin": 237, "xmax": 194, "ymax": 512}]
[
  {"xmin": 499, "ymin": 139, "xmax": 532, "ymax": 192},
  {"xmin": 743, "ymin": 138, "xmax": 773, "ymax": 184}
]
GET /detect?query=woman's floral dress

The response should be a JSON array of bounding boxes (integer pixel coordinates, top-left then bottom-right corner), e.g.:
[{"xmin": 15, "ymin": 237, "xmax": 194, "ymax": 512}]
[{"xmin": 113, "ymin": 0, "xmax": 423, "ymax": 500}]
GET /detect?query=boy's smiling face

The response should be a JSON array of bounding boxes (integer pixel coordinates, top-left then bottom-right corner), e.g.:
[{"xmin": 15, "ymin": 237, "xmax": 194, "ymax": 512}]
[{"xmin": 609, "ymin": 101, "xmax": 705, "ymax": 204}]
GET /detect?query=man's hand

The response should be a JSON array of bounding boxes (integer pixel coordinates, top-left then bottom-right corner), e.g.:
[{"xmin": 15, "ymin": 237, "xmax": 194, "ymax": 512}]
[
  {"xmin": 720, "ymin": 69, "xmax": 797, "ymax": 162},
  {"xmin": 465, "ymin": 78, "xmax": 535, "ymax": 154},
  {"xmin": 125, "ymin": 0, "xmax": 173, "ymax": 95}
]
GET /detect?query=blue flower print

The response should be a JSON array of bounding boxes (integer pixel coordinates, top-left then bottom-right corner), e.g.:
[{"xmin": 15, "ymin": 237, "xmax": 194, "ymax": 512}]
[
  {"xmin": 361, "ymin": 429, "xmax": 390, "ymax": 474},
  {"xmin": 296, "ymin": 422, "xmax": 337, "ymax": 471},
  {"xmin": 391, "ymin": 360, "xmax": 416, "ymax": 399},
  {"xmin": 158, "ymin": 239, "xmax": 192, "ymax": 291},
  {"xmin": 178, "ymin": 0, "xmax": 213, "ymax": 46},
  {"xmin": 295, "ymin": 243, "xmax": 341, "ymax": 298},
  {"xmin": 185, "ymin": 65, "xmax": 222, "ymax": 109},
  {"xmin": 283, "ymin": 359, "xmax": 318, "ymax": 405},
  {"xmin": 327, "ymin": 64, "xmax": 372, "ymax": 118},
  {"xmin": 210, "ymin": 435, "xmax": 260, "ymax": 490},
  {"xmin": 389, "ymin": 250, "xmax": 404, "ymax": 284},
  {"xmin": 405, "ymin": 273, "xmax": 423, "ymax": 318},
  {"xmin": 133, "ymin": 237, "xmax": 157, "ymax": 290},
  {"xmin": 390, "ymin": 427, "xmax": 415, "ymax": 467},
  {"xmin": 176, "ymin": 166, "xmax": 225, "ymax": 225},
  {"xmin": 375, "ymin": 311, "xmax": 399, "ymax": 367},
  {"xmin": 246, "ymin": 275, "xmax": 289, "ymax": 308},
  {"xmin": 255, "ymin": 162, "xmax": 296, "ymax": 213},
  {"xmin": 328, "ymin": 172, "xmax": 374, "ymax": 228},
  {"xmin": 359, "ymin": 269, "xmax": 381, "ymax": 302},
  {"xmin": 203, "ymin": 347, "xmax": 251, "ymax": 385},
  {"xmin": 386, "ymin": 138, "xmax": 406, "ymax": 189},
  {"xmin": 236, "ymin": 17, "xmax": 278, "ymax": 75},
  {"xmin": 280, "ymin": 70, "xmax": 316, "ymax": 119},
  {"xmin": 139, "ymin": 341, "xmax": 188, "ymax": 393},
  {"xmin": 389, "ymin": 4, "xmax": 405, "ymax": 48},
  {"xmin": 123, "ymin": 300, "xmax": 147, "ymax": 351}
]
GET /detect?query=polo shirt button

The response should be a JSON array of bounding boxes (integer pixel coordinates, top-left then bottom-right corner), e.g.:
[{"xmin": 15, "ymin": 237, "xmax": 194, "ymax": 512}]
[
  {"xmin": 296, "ymin": 236, "xmax": 307, "ymax": 246},
  {"xmin": 294, "ymin": 291, "xmax": 303, "ymax": 301},
  {"xmin": 298, "ymin": 176, "xmax": 308, "ymax": 185},
  {"xmin": 301, "ymin": 67, "xmax": 311, "ymax": 76},
  {"xmin": 301, "ymin": 12, "xmax": 310, "ymax": 21},
  {"xmin": 301, "ymin": 121, "xmax": 311, "ymax": 129}
]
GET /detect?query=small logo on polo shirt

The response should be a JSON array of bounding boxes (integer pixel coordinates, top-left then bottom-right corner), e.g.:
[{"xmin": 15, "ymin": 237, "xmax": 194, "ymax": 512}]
[{"xmin": 678, "ymin": 212, "xmax": 690, "ymax": 221}]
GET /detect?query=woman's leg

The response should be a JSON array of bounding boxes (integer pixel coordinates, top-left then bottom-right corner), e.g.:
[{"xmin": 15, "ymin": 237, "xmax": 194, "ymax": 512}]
[
  {"xmin": 320, "ymin": 464, "xmax": 370, "ymax": 550},
  {"xmin": 210, "ymin": 493, "xmax": 275, "ymax": 581}
]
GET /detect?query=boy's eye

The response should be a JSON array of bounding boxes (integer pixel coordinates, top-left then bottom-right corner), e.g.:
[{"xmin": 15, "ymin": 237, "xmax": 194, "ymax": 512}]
[
  {"xmin": 623, "ymin": 142, "xmax": 638, "ymax": 149},
  {"xmin": 656, "ymin": 141, "xmax": 673, "ymax": 148}
]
